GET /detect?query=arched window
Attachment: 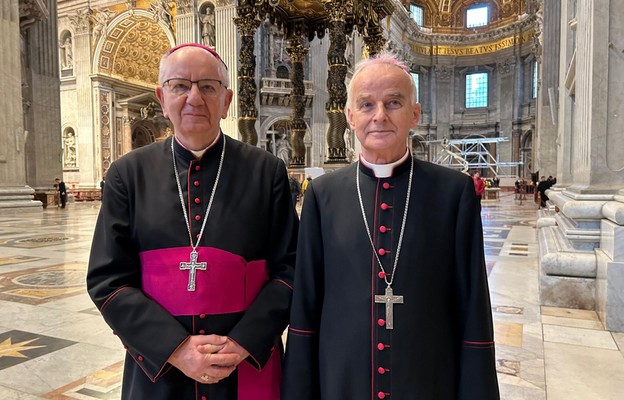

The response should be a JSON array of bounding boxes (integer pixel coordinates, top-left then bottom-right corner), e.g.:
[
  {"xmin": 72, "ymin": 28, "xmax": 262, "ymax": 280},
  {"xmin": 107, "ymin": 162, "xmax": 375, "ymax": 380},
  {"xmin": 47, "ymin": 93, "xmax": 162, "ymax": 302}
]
[{"xmin": 276, "ymin": 65, "xmax": 289, "ymax": 79}]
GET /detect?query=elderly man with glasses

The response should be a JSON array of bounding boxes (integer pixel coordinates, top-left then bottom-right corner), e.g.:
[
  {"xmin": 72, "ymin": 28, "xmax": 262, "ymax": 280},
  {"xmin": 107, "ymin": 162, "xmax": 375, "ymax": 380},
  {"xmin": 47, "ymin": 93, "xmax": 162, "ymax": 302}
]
[{"xmin": 87, "ymin": 43, "xmax": 298, "ymax": 400}]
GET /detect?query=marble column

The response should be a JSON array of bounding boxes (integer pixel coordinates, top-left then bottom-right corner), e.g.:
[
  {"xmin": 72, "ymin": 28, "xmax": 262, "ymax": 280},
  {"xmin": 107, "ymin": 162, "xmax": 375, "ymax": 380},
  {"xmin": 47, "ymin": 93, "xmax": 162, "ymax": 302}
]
[
  {"xmin": 534, "ymin": 0, "xmax": 561, "ymax": 179},
  {"xmin": 68, "ymin": 7, "xmax": 95, "ymax": 188},
  {"xmin": 497, "ymin": 58, "xmax": 515, "ymax": 175},
  {"xmin": 216, "ymin": 2, "xmax": 238, "ymax": 138},
  {"xmin": 174, "ymin": 0, "xmax": 194, "ymax": 44},
  {"xmin": 25, "ymin": 0, "xmax": 62, "ymax": 192},
  {"xmin": 0, "ymin": 0, "xmax": 44, "ymax": 210},
  {"xmin": 537, "ymin": 0, "xmax": 624, "ymax": 332},
  {"xmin": 433, "ymin": 64, "xmax": 453, "ymax": 140}
]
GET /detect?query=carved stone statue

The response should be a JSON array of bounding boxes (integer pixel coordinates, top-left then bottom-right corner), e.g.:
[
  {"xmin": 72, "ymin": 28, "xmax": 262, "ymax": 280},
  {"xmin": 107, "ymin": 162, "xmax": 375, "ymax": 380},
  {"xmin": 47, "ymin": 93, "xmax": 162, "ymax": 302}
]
[
  {"xmin": 276, "ymin": 134, "xmax": 292, "ymax": 165},
  {"xmin": 63, "ymin": 130, "xmax": 77, "ymax": 168},
  {"xmin": 140, "ymin": 102, "xmax": 157, "ymax": 120},
  {"xmin": 92, "ymin": 9, "xmax": 115, "ymax": 44},
  {"xmin": 201, "ymin": 7, "xmax": 216, "ymax": 47},
  {"xmin": 125, "ymin": 0, "xmax": 136, "ymax": 15},
  {"xmin": 151, "ymin": 0, "xmax": 172, "ymax": 28},
  {"xmin": 344, "ymin": 128, "xmax": 356, "ymax": 162},
  {"xmin": 59, "ymin": 37, "xmax": 73, "ymax": 69},
  {"xmin": 344, "ymin": 32, "xmax": 354, "ymax": 66}
]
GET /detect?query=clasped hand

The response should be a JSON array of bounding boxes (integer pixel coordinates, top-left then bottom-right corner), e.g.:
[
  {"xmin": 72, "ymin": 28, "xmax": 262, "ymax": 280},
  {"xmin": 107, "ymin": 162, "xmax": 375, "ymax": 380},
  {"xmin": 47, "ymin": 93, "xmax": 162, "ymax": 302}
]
[{"xmin": 169, "ymin": 334, "xmax": 250, "ymax": 384}]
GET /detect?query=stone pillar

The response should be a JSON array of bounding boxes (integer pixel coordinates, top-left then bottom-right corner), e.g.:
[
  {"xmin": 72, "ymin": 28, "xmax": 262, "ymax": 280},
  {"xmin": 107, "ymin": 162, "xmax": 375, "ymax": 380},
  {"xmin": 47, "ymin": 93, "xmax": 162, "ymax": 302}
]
[
  {"xmin": 234, "ymin": 1, "xmax": 260, "ymax": 145},
  {"xmin": 323, "ymin": 0, "xmax": 348, "ymax": 164},
  {"xmin": 175, "ymin": 0, "xmax": 195, "ymax": 44},
  {"xmin": 216, "ymin": 3, "xmax": 238, "ymax": 138},
  {"xmin": 497, "ymin": 58, "xmax": 515, "ymax": 175},
  {"xmin": 556, "ymin": 1, "xmax": 574, "ymax": 186},
  {"xmin": 93, "ymin": 84, "xmax": 114, "ymax": 182},
  {"xmin": 512, "ymin": 129, "xmax": 521, "ymax": 177},
  {"xmin": 26, "ymin": 0, "xmax": 63, "ymax": 192},
  {"xmin": 534, "ymin": 0, "xmax": 561, "ymax": 179},
  {"xmin": 433, "ymin": 64, "xmax": 453, "ymax": 140},
  {"xmin": 286, "ymin": 34, "xmax": 308, "ymax": 167},
  {"xmin": 537, "ymin": 1, "xmax": 624, "ymax": 331},
  {"xmin": 68, "ymin": 7, "xmax": 95, "ymax": 188},
  {"xmin": 0, "ymin": 0, "xmax": 44, "ymax": 210}
]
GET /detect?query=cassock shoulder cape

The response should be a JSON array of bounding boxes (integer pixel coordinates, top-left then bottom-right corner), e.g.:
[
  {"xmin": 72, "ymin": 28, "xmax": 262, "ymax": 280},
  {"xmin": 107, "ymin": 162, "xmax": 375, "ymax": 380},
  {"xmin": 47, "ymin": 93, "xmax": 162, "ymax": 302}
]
[
  {"xmin": 87, "ymin": 135, "xmax": 298, "ymax": 400},
  {"xmin": 282, "ymin": 157, "xmax": 499, "ymax": 400}
]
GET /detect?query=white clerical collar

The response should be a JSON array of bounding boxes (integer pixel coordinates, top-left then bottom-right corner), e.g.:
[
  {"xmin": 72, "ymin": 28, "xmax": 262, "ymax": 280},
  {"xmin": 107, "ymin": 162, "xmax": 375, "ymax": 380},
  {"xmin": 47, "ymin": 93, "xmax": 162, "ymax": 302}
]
[
  {"xmin": 174, "ymin": 132, "xmax": 222, "ymax": 159},
  {"xmin": 360, "ymin": 149, "xmax": 410, "ymax": 178}
]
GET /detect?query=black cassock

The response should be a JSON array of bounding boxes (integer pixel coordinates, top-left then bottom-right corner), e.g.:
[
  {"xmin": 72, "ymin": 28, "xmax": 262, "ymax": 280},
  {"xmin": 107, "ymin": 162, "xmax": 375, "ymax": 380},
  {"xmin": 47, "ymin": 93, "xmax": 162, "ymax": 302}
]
[
  {"xmin": 87, "ymin": 134, "xmax": 298, "ymax": 400},
  {"xmin": 283, "ymin": 157, "xmax": 499, "ymax": 400}
]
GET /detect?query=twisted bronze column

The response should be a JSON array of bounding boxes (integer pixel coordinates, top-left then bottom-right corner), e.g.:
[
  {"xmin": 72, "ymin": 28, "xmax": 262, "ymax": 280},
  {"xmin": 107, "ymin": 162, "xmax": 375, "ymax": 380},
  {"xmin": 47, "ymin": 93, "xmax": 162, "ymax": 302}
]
[
  {"xmin": 286, "ymin": 36, "xmax": 308, "ymax": 167},
  {"xmin": 234, "ymin": 3, "xmax": 260, "ymax": 145},
  {"xmin": 323, "ymin": 0, "xmax": 349, "ymax": 163}
]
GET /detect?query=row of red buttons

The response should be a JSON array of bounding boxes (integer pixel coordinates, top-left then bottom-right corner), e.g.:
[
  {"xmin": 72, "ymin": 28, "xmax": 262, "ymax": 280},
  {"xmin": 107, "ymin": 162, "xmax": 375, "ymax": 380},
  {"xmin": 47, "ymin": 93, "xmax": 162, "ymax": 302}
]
[{"xmin": 375, "ymin": 179, "xmax": 392, "ymax": 400}]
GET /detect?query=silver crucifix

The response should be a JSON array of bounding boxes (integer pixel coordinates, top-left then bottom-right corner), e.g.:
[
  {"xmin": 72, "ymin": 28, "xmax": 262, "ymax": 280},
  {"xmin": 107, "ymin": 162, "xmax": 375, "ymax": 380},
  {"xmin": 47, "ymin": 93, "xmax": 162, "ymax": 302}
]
[
  {"xmin": 374, "ymin": 286, "xmax": 404, "ymax": 330},
  {"xmin": 179, "ymin": 250, "xmax": 207, "ymax": 291}
]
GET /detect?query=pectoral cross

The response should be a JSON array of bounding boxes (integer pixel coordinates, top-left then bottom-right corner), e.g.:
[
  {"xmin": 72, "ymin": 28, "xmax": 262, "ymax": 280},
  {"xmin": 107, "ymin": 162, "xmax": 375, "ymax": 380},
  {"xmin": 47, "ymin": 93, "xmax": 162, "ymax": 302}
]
[
  {"xmin": 179, "ymin": 250, "xmax": 206, "ymax": 291},
  {"xmin": 375, "ymin": 286, "xmax": 404, "ymax": 330}
]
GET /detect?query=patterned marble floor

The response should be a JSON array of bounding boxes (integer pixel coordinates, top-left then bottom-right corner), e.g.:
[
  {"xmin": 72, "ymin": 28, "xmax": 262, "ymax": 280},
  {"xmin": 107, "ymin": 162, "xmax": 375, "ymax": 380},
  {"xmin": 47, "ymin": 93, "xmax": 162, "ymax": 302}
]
[{"xmin": 0, "ymin": 194, "xmax": 623, "ymax": 399}]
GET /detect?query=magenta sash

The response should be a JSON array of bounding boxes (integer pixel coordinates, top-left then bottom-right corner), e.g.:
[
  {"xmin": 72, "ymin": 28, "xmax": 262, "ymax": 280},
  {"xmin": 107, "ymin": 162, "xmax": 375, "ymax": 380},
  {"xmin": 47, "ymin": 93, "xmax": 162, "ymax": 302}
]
[{"xmin": 140, "ymin": 246, "xmax": 267, "ymax": 315}]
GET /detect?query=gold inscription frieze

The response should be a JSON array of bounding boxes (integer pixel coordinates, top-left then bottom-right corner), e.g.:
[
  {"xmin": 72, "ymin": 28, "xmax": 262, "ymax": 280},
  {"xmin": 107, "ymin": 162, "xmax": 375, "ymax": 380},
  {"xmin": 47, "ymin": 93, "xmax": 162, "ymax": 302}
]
[{"xmin": 410, "ymin": 30, "xmax": 534, "ymax": 57}]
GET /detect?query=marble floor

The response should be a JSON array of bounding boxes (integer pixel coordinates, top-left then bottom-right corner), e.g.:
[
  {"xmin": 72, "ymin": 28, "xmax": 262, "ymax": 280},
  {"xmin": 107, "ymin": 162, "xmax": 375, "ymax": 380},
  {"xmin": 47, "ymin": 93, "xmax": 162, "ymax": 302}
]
[{"xmin": 0, "ymin": 193, "xmax": 623, "ymax": 399}]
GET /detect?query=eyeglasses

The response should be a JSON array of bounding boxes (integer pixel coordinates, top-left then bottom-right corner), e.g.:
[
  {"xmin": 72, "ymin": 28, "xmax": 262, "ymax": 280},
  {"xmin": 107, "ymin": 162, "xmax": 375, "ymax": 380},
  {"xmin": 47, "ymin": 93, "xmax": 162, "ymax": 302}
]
[{"xmin": 163, "ymin": 78, "xmax": 226, "ymax": 97}]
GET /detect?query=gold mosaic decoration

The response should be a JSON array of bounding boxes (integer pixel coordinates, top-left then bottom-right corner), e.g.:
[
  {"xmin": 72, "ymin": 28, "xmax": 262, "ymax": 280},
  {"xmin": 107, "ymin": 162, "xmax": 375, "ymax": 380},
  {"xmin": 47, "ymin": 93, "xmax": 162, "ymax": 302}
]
[{"xmin": 98, "ymin": 15, "xmax": 171, "ymax": 86}]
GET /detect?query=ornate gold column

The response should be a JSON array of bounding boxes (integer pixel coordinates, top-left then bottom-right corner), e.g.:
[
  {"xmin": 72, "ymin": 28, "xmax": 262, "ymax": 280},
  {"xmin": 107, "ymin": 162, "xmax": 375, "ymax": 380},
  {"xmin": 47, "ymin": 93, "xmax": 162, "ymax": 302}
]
[
  {"xmin": 363, "ymin": 21, "xmax": 385, "ymax": 57},
  {"xmin": 322, "ymin": 0, "xmax": 348, "ymax": 164},
  {"xmin": 234, "ymin": 2, "xmax": 260, "ymax": 145},
  {"xmin": 286, "ymin": 33, "xmax": 308, "ymax": 167}
]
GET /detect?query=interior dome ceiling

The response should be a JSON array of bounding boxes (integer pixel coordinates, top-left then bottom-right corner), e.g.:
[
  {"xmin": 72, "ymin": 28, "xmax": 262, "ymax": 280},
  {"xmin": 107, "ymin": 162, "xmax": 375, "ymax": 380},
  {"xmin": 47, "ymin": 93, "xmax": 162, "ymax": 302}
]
[{"xmin": 401, "ymin": 0, "xmax": 532, "ymax": 33}]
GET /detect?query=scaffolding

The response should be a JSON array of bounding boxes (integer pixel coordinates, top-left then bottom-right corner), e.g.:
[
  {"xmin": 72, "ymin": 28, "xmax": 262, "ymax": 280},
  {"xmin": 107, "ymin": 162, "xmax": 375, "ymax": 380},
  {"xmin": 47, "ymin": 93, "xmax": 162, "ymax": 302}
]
[{"xmin": 423, "ymin": 137, "xmax": 522, "ymax": 178}]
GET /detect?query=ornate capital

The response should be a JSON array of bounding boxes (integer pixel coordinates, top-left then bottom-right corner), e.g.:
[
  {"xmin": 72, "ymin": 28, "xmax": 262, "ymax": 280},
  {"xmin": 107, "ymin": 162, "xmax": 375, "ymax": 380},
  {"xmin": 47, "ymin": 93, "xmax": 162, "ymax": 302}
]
[
  {"xmin": 68, "ymin": 8, "xmax": 92, "ymax": 34},
  {"xmin": 176, "ymin": 0, "xmax": 194, "ymax": 14},
  {"xmin": 322, "ymin": 0, "xmax": 347, "ymax": 22},
  {"xmin": 234, "ymin": 8, "xmax": 261, "ymax": 37},
  {"xmin": 286, "ymin": 42, "xmax": 308, "ymax": 63},
  {"xmin": 19, "ymin": 0, "xmax": 49, "ymax": 31}
]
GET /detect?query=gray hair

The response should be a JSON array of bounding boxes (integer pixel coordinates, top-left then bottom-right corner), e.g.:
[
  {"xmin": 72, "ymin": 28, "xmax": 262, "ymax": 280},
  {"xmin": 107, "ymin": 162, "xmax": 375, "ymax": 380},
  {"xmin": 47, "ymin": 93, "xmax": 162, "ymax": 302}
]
[{"xmin": 345, "ymin": 52, "xmax": 418, "ymax": 111}]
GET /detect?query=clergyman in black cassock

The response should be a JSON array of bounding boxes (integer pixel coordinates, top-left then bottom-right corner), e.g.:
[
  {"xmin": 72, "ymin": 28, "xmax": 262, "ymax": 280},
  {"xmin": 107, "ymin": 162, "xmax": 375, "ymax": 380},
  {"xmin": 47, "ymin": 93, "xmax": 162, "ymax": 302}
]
[
  {"xmin": 87, "ymin": 44, "xmax": 298, "ymax": 400},
  {"xmin": 282, "ymin": 54, "xmax": 499, "ymax": 400}
]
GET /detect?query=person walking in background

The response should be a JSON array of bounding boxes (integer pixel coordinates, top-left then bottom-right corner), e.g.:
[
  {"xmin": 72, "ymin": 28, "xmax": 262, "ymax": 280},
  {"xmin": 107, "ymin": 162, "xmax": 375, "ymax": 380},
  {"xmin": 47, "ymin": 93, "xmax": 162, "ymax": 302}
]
[
  {"xmin": 87, "ymin": 43, "xmax": 298, "ymax": 400},
  {"xmin": 472, "ymin": 171, "xmax": 485, "ymax": 210},
  {"xmin": 288, "ymin": 173, "xmax": 301, "ymax": 208},
  {"xmin": 301, "ymin": 175, "xmax": 311, "ymax": 195},
  {"xmin": 282, "ymin": 53, "xmax": 499, "ymax": 400},
  {"xmin": 99, "ymin": 176, "xmax": 105, "ymax": 201},
  {"xmin": 55, "ymin": 178, "xmax": 67, "ymax": 208}
]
